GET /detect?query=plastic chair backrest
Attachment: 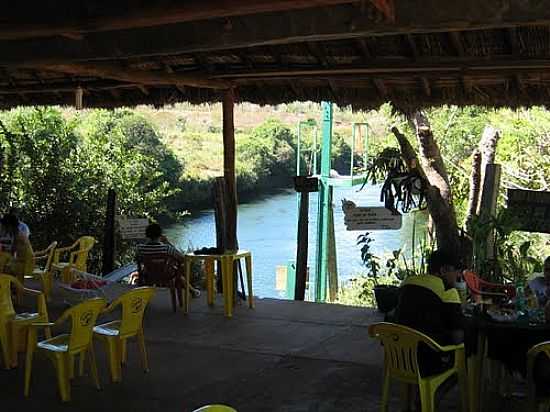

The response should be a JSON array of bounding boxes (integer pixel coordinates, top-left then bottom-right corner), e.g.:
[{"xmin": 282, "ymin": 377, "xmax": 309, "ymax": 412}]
[
  {"xmin": 137, "ymin": 252, "xmax": 179, "ymax": 285},
  {"xmin": 0, "ymin": 253, "xmax": 12, "ymax": 272},
  {"xmin": 64, "ymin": 298, "xmax": 106, "ymax": 353},
  {"xmin": 463, "ymin": 271, "xmax": 481, "ymax": 295},
  {"xmin": 368, "ymin": 322, "xmax": 441, "ymax": 382},
  {"xmin": 71, "ymin": 236, "xmax": 95, "ymax": 270},
  {"xmin": 192, "ymin": 406, "xmax": 238, "ymax": 412},
  {"xmin": 43, "ymin": 241, "xmax": 58, "ymax": 271},
  {"xmin": 114, "ymin": 287, "xmax": 156, "ymax": 338},
  {"xmin": 0, "ymin": 274, "xmax": 17, "ymax": 319}
]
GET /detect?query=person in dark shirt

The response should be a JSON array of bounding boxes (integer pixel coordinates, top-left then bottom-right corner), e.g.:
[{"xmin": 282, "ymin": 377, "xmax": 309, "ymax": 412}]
[
  {"xmin": 395, "ymin": 249, "xmax": 464, "ymax": 377},
  {"xmin": 136, "ymin": 223, "xmax": 200, "ymax": 297}
]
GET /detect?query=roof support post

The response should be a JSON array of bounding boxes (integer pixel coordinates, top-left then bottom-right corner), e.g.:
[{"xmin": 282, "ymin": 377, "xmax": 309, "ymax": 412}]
[
  {"xmin": 223, "ymin": 88, "xmax": 238, "ymax": 252},
  {"xmin": 315, "ymin": 101, "xmax": 334, "ymax": 302}
]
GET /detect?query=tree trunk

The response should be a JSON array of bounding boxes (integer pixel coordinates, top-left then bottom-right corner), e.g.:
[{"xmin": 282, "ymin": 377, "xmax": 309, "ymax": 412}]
[
  {"xmin": 464, "ymin": 149, "xmax": 481, "ymax": 231},
  {"xmin": 477, "ymin": 126, "xmax": 500, "ymax": 214},
  {"xmin": 392, "ymin": 112, "xmax": 461, "ymax": 256},
  {"xmin": 414, "ymin": 112, "xmax": 461, "ymax": 256}
]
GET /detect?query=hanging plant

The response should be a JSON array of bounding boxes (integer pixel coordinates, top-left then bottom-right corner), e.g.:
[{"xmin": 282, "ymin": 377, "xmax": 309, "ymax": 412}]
[{"xmin": 360, "ymin": 147, "xmax": 428, "ymax": 214}]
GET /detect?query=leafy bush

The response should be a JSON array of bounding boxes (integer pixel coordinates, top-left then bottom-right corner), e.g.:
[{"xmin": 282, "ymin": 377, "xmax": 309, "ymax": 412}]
[{"xmin": 0, "ymin": 107, "xmax": 183, "ymax": 272}]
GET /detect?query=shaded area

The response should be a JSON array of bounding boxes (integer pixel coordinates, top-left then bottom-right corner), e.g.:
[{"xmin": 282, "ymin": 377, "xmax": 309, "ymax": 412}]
[{"xmin": 0, "ymin": 286, "xmax": 473, "ymax": 412}]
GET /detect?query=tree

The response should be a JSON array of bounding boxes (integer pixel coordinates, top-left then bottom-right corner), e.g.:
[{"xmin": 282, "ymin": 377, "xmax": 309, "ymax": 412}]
[{"xmin": 390, "ymin": 112, "xmax": 461, "ymax": 256}]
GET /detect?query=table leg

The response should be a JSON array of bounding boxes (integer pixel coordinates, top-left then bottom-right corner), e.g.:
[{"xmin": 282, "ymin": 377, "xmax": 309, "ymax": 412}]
[
  {"xmin": 184, "ymin": 259, "xmax": 191, "ymax": 314},
  {"xmin": 221, "ymin": 256, "xmax": 233, "ymax": 318},
  {"xmin": 472, "ymin": 331, "xmax": 487, "ymax": 412},
  {"xmin": 245, "ymin": 255, "xmax": 254, "ymax": 309},
  {"xmin": 205, "ymin": 259, "xmax": 214, "ymax": 306}
]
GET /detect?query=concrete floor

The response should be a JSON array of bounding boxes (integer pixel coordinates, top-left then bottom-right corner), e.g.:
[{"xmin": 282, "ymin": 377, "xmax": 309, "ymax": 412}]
[{"xmin": 0, "ymin": 287, "xmax": 505, "ymax": 412}]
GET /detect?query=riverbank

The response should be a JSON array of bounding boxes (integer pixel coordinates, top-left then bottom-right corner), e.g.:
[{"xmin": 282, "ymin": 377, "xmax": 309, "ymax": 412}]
[{"xmin": 165, "ymin": 185, "xmax": 407, "ymax": 299}]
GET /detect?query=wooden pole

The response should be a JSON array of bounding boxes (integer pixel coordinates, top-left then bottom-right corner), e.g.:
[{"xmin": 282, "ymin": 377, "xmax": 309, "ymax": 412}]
[
  {"xmin": 213, "ymin": 177, "xmax": 227, "ymax": 292},
  {"xmin": 223, "ymin": 89, "xmax": 238, "ymax": 252},
  {"xmin": 294, "ymin": 191, "xmax": 309, "ymax": 300},
  {"xmin": 102, "ymin": 188, "xmax": 116, "ymax": 275}
]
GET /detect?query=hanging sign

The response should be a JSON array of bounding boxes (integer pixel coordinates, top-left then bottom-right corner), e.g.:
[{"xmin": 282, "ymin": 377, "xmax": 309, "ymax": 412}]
[
  {"xmin": 293, "ymin": 176, "xmax": 319, "ymax": 193},
  {"xmin": 342, "ymin": 200, "xmax": 402, "ymax": 231},
  {"xmin": 117, "ymin": 217, "xmax": 149, "ymax": 240},
  {"xmin": 507, "ymin": 189, "xmax": 550, "ymax": 233}
]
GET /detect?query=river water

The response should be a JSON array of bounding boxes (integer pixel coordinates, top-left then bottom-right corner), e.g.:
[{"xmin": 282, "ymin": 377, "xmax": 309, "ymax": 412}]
[{"xmin": 165, "ymin": 185, "xmax": 425, "ymax": 299}]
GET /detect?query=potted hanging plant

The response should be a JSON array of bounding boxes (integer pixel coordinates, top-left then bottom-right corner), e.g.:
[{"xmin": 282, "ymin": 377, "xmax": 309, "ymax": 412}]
[{"xmin": 358, "ymin": 232, "xmax": 400, "ymax": 312}]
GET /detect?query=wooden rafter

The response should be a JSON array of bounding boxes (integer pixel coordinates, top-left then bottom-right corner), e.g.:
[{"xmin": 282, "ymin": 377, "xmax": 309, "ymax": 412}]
[
  {"xmin": 0, "ymin": 0, "xmax": 361, "ymax": 40},
  {"xmin": 29, "ymin": 62, "xmax": 231, "ymax": 90},
  {"xmin": 5, "ymin": 2, "xmax": 550, "ymax": 66},
  {"xmin": 213, "ymin": 58, "xmax": 550, "ymax": 79}
]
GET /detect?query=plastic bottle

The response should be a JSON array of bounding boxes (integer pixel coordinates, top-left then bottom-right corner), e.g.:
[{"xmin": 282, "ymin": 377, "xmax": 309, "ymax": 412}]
[
  {"xmin": 515, "ymin": 280, "xmax": 526, "ymax": 314},
  {"xmin": 455, "ymin": 276, "xmax": 467, "ymax": 304}
]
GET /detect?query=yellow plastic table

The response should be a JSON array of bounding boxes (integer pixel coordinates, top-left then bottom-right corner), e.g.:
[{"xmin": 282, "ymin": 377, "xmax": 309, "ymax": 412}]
[{"xmin": 184, "ymin": 250, "xmax": 253, "ymax": 318}]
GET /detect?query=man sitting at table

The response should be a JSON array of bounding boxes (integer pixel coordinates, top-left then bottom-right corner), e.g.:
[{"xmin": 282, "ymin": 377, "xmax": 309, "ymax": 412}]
[
  {"xmin": 136, "ymin": 223, "xmax": 200, "ymax": 298},
  {"xmin": 395, "ymin": 249, "xmax": 464, "ymax": 377}
]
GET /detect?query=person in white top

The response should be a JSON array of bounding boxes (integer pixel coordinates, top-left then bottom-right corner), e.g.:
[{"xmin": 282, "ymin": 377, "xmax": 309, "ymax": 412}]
[
  {"xmin": 9, "ymin": 208, "xmax": 29, "ymax": 238},
  {"xmin": 528, "ymin": 256, "xmax": 550, "ymax": 306}
]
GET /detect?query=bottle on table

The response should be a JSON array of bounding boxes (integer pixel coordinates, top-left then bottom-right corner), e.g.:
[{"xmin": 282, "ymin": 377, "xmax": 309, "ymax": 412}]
[{"xmin": 515, "ymin": 280, "xmax": 527, "ymax": 314}]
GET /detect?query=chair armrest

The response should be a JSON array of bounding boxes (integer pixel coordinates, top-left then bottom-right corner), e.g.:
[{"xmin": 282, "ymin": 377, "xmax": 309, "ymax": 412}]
[
  {"xmin": 55, "ymin": 246, "xmax": 74, "ymax": 254},
  {"xmin": 29, "ymin": 322, "xmax": 55, "ymax": 328},
  {"xmin": 23, "ymin": 287, "xmax": 43, "ymax": 296},
  {"xmin": 438, "ymin": 343, "xmax": 465, "ymax": 353}
]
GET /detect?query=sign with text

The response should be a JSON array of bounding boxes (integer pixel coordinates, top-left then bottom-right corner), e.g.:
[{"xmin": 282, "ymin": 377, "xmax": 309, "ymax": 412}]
[
  {"xmin": 342, "ymin": 201, "xmax": 402, "ymax": 231},
  {"xmin": 117, "ymin": 217, "xmax": 149, "ymax": 240},
  {"xmin": 507, "ymin": 189, "xmax": 550, "ymax": 233}
]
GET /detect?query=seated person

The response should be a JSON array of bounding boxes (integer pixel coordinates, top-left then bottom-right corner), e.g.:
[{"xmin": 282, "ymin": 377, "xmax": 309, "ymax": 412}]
[
  {"xmin": 9, "ymin": 207, "xmax": 30, "ymax": 238},
  {"xmin": 529, "ymin": 256, "xmax": 550, "ymax": 306},
  {"xmin": 1, "ymin": 213, "xmax": 33, "ymax": 279},
  {"xmin": 136, "ymin": 223, "xmax": 200, "ymax": 297},
  {"xmin": 395, "ymin": 249, "xmax": 464, "ymax": 377}
]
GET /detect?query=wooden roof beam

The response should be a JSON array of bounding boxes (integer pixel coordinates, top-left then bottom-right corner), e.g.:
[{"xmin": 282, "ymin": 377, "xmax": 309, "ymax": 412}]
[
  {"xmin": 0, "ymin": 0, "xmax": 362, "ymax": 40},
  {"xmin": 214, "ymin": 58, "xmax": 550, "ymax": 79},
  {"xmin": 6, "ymin": 1, "xmax": 550, "ymax": 66},
  {"xmin": 29, "ymin": 62, "xmax": 232, "ymax": 90}
]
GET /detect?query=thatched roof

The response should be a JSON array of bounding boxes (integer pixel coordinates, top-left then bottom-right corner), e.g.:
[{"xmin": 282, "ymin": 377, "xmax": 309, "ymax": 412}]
[{"xmin": 4, "ymin": 0, "xmax": 550, "ymax": 110}]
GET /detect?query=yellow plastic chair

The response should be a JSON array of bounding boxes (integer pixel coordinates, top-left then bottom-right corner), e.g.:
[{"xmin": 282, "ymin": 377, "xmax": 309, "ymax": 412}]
[
  {"xmin": 52, "ymin": 236, "xmax": 95, "ymax": 283},
  {"xmin": 527, "ymin": 341, "xmax": 550, "ymax": 412},
  {"xmin": 192, "ymin": 406, "xmax": 238, "ymax": 412},
  {"xmin": 93, "ymin": 287, "xmax": 156, "ymax": 382},
  {"xmin": 0, "ymin": 252, "xmax": 12, "ymax": 272},
  {"xmin": 30, "ymin": 241, "xmax": 57, "ymax": 300},
  {"xmin": 0, "ymin": 274, "xmax": 49, "ymax": 369},
  {"xmin": 368, "ymin": 322, "xmax": 468, "ymax": 412},
  {"xmin": 24, "ymin": 297, "xmax": 106, "ymax": 402}
]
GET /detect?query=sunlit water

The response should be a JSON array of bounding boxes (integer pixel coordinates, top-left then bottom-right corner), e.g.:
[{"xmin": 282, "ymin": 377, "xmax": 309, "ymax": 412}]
[{"xmin": 165, "ymin": 185, "xmax": 426, "ymax": 299}]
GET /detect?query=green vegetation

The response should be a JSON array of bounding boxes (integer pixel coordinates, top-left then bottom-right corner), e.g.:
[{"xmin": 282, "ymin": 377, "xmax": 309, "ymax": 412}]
[
  {"xmin": 0, "ymin": 105, "xmax": 353, "ymax": 270},
  {"xmin": 0, "ymin": 102, "xmax": 548, "ymax": 282}
]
